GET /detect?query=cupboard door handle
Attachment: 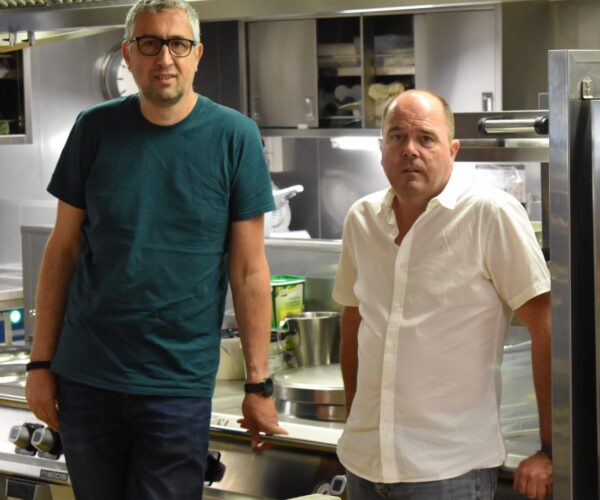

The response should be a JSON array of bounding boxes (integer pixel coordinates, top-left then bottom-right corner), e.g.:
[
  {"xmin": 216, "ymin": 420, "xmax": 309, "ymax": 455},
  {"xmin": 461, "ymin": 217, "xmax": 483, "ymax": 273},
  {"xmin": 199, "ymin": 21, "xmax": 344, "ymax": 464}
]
[
  {"xmin": 482, "ymin": 92, "xmax": 494, "ymax": 112},
  {"xmin": 304, "ymin": 97, "xmax": 315, "ymax": 121},
  {"xmin": 251, "ymin": 96, "xmax": 261, "ymax": 121}
]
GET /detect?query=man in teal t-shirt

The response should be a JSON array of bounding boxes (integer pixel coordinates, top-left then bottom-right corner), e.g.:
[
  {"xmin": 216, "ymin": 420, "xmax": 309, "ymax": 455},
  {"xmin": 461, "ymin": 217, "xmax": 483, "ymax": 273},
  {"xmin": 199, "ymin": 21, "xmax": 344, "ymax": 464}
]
[{"xmin": 25, "ymin": 1, "xmax": 286, "ymax": 499}]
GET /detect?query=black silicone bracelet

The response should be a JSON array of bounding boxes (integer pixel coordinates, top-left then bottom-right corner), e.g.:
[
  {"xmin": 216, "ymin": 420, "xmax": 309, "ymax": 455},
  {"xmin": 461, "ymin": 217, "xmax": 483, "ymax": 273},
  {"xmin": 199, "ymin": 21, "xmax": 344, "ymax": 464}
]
[
  {"xmin": 25, "ymin": 361, "xmax": 52, "ymax": 372},
  {"xmin": 540, "ymin": 441, "xmax": 552, "ymax": 459}
]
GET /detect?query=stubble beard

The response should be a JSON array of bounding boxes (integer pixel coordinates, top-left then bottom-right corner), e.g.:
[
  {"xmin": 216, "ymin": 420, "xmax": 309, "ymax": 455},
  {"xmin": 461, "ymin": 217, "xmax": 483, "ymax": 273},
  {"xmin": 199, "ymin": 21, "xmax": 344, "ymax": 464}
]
[{"xmin": 142, "ymin": 83, "xmax": 186, "ymax": 108}]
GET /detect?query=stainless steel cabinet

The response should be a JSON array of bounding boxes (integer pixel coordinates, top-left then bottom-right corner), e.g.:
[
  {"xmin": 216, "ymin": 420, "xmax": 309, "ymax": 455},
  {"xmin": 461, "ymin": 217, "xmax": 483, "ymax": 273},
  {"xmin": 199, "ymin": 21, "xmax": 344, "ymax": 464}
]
[
  {"xmin": 414, "ymin": 7, "xmax": 502, "ymax": 112},
  {"xmin": 247, "ymin": 20, "xmax": 318, "ymax": 128},
  {"xmin": 246, "ymin": 8, "xmax": 502, "ymax": 130}
]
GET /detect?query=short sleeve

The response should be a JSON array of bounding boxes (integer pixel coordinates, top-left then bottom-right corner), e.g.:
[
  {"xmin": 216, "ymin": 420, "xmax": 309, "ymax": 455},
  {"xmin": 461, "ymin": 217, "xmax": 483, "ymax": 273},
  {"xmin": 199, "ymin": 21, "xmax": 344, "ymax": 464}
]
[
  {"xmin": 332, "ymin": 212, "xmax": 360, "ymax": 307},
  {"xmin": 47, "ymin": 111, "xmax": 94, "ymax": 209},
  {"xmin": 229, "ymin": 119, "xmax": 275, "ymax": 221},
  {"xmin": 483, "ymin": 196, "xmax": 550, "ymax": 310}
]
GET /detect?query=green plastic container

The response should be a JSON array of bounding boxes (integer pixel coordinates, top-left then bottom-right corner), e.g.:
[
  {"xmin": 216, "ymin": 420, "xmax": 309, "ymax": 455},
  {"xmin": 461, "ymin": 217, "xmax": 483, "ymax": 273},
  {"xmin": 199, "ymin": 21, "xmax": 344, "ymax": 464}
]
[{"xmin": 270, "ymin": 275, "xmax": 306, "ymax": 329}]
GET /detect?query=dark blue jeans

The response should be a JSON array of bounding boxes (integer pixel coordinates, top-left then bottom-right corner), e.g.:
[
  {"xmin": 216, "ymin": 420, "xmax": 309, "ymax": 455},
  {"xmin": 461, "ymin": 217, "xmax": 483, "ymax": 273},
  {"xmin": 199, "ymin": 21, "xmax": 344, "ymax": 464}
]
[
  {"xmin": 57, "ymin": 377, "xmax": 211, "ymax": 500},
  {"xmin": 346, "ymin": 467, "xmax": 499, "ymax": 500}
]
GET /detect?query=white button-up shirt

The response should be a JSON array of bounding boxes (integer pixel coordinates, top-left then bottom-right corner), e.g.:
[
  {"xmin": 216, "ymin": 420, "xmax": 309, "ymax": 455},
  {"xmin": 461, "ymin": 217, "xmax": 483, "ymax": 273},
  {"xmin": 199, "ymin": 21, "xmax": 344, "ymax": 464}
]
[{"xmin": 332, "ymin": 172, "xmax": 550, "ymax": 483}]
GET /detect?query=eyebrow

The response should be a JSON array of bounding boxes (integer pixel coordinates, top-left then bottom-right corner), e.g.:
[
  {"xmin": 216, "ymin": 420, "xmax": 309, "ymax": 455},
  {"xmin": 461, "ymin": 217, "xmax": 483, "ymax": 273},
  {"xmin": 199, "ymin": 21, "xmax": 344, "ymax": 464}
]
[
  {"xmin": 135, "ymin": 33, "xmax": 192, "ymax": 40},
  {"xmin": 385, "ymin": 125, "xmax": 439, "ymax": 138},
  {"xmin": 420, "ymin": 127, "xmax": 438, "ymax": 138}
]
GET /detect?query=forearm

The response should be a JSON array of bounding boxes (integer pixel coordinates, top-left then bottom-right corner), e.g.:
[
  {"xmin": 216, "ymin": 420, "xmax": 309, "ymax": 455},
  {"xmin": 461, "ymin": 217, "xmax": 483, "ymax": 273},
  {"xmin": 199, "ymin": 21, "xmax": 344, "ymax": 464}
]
[
  {"xmin": 531, "ymin": 328, "xmax": 552, "ymax": 446},
  {"xmin": 30, "ymin": 241, "xmax": 79, "ymax": 361},
  {"xmin": 340, "ymin": 306, "xmax": 361, "ymax": 413},
  {"xmin": 341, "ymin": 340, "xmax": 358, "ymax": 412},
  {"xmin": 230, "ymin": 263, "xmax": 272, "ymax": 383},
  {"xmin": 515, "ymin": 292, "xmax": 552, "ymax": 446}
]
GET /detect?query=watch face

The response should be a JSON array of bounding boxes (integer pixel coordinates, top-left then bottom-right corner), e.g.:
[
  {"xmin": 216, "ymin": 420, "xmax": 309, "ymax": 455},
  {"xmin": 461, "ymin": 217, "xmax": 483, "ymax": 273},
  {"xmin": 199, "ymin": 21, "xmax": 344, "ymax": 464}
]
[
  {"xmin": 100, "ymin": 44, "xmax": 138, "ymax": 100},
  {"xmin": 262, "ymin": 377, "xmax": 274, "ymax": 396}
]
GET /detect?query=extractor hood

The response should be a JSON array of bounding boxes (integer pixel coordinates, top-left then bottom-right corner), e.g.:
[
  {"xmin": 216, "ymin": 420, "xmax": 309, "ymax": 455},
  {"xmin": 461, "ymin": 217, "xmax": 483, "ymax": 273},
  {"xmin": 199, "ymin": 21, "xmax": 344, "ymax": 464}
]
[{"xmin": 0, "ymin": 0, "xmax": 540, "ymax": 33}]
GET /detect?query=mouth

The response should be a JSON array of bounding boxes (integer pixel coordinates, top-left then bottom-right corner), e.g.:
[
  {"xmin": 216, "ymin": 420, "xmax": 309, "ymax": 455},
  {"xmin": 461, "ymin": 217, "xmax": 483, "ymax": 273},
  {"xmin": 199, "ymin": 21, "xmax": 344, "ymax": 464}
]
[{"xmin": 154, "ymin": 73, "xmax": 177, "ymax": 83}]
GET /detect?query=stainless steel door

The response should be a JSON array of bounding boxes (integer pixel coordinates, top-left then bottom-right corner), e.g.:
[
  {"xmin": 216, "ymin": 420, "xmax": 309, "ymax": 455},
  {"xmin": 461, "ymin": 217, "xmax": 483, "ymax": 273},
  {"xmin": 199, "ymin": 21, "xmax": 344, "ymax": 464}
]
[
  {"xmin": 0, "ymin": 477, "xmax": 74, "ymax": 500},
  {"xmin": 592, "ymin": 99, "xmax": 600, "ymax": 500},
  {"xmin": 247, "ymin": 20, "xmax": 318, "ymax": 128},
  {"xmin": 20, "ymin": 226, "xmax": 52, "ymax": 342},
  {"xmin": 549, "ymin": 49, "xmax": 600, "ymax": 500}
]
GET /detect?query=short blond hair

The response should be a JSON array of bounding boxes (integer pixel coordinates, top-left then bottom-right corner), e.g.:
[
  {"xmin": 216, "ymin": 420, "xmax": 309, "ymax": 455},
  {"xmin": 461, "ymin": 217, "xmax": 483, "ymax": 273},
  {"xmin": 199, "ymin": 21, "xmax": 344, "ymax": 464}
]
[{"xmin": 381, "ymin": 89, "xmax": 455, "ymax": 141}]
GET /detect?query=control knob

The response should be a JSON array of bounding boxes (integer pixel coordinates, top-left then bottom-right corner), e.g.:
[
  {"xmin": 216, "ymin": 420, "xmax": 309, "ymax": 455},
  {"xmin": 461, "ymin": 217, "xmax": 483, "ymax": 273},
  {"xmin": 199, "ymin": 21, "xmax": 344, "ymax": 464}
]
[
  {"xmin": 31, "ymin": 427, "xmax": 62, "ymax": 459},
  {"xmin": 8, "ymin": 423, "xmax": 44, "ymax": 456}
]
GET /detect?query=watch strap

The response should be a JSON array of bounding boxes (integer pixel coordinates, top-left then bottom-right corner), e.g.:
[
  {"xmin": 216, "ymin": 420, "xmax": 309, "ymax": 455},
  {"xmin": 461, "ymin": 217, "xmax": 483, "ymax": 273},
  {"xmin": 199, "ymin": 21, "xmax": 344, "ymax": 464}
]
[
  {"xmin": 540, "ymin": 441, "xmax": 552, "ymax": 459},
  {"xmin": 26, "ymin": 361, "xmax": 52, "ymax": 372},
  {"xmin": 244, "ymin": 377, "xmax": 273, "ymax": 396}
]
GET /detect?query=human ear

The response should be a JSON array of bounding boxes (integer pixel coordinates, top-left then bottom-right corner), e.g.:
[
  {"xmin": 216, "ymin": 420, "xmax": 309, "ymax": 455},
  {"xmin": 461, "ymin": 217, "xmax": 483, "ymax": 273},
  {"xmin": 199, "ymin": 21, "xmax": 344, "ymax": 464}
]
[{"xmin": 449, "ymin": 139, "xmax": 460, "ymax": 160}]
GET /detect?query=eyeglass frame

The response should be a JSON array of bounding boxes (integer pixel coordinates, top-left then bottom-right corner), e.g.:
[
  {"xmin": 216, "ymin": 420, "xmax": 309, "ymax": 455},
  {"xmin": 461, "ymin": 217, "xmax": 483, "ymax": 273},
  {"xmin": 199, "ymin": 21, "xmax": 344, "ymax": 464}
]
[{"xmin": 128, "ymin": 35, "xmax": 198, "ymax": 58}]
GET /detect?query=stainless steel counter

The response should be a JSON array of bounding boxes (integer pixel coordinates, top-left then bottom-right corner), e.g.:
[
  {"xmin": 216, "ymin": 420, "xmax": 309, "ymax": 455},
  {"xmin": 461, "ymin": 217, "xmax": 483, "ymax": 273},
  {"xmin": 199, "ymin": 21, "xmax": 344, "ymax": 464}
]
[
  {"xmin": 0, "ymin": 370, "xmax": 539, "ymax": 465},
  {"xmin": 0, "ymin": 360, "xmax": 539, "ymax": 498},
  {"xmin": 212, "ymin": 380, "xmax": 343, "ymax": 451},
  {"xmin": 211, "ymin": 351, "xmax": 540, "ymax": 470}
]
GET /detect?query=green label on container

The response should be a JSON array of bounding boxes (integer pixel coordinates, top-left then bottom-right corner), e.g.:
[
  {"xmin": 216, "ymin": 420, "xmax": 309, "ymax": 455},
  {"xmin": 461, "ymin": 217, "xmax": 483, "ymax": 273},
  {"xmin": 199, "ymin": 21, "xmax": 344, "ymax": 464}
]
[{"xmin": 271, "ymin": 276, "xmax": 305, "ymax": 328}]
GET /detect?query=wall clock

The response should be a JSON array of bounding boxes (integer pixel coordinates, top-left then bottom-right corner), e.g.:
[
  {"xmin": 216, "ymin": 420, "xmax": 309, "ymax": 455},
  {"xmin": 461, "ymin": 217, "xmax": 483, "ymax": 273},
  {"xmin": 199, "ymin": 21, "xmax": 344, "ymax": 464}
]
[{"xmin": 99, "ymin": 43, "xmax": 138, "ymax": 100}]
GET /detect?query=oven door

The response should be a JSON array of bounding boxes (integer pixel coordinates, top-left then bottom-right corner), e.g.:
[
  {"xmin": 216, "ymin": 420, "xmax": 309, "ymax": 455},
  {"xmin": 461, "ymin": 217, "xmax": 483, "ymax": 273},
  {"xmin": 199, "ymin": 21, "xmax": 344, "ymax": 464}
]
[{"xmin": 0, "ymin": 476, "xmax": 74, "ymax": 500}]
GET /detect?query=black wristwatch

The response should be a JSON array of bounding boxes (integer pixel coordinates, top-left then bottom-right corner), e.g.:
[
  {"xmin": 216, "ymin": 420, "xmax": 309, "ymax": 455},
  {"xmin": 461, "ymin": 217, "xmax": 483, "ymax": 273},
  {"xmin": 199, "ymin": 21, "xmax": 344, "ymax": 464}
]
[
  {"xmin": 540, "ymin": 441, "xmax": 552, "ymax": 459},
  {"xmin": 244, "ymin": 377, "xmax": 273, "ymax": 397}
]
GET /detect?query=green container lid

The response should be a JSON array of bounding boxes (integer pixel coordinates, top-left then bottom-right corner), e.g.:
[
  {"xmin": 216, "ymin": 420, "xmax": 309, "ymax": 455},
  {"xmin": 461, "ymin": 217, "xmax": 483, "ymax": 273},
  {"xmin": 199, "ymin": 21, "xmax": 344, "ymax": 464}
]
[{"xmin": 270, "ymin": 275, "xmax": 306, "ymax": 285}]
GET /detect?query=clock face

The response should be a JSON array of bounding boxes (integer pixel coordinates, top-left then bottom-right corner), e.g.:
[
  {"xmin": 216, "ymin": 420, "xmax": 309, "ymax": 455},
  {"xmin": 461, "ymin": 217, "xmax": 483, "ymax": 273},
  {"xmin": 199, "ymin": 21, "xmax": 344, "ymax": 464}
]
[{"xmin": 100, "ymin": 44, "xmax": 138, "ymax": 100}]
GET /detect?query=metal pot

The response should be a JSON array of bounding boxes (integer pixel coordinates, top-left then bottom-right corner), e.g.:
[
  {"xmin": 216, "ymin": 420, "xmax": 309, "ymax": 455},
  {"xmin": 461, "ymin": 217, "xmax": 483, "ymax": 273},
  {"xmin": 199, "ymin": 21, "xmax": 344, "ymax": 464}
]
[{"xmin": 278, "ymin": 311, "xmax": 340, "ymax": 368}]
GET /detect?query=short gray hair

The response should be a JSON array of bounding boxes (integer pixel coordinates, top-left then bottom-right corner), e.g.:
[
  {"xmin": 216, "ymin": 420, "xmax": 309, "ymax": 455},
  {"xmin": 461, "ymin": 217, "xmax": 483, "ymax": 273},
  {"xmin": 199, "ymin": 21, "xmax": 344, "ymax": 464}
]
[{"xmin": 124, "ymin": 0, "xmax": 201, "ymax": 42}]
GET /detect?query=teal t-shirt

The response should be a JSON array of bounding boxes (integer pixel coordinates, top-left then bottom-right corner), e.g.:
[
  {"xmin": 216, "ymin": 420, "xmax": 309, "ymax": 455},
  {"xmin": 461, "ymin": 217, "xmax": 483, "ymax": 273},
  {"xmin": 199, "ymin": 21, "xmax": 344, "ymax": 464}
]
[{"xmin": 48, "ymin": 95, "xmax": 275, "ymax": 397}]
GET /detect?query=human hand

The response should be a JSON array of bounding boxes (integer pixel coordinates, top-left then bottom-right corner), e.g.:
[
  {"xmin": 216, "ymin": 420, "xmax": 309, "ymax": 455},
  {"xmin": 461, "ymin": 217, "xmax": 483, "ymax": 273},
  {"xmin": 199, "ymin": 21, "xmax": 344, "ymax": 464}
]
[
  {"xmin": 513, "ymin": 451, "xmax": 552, "ymax": 499},
  {"xmin": 25, "ymin": 370, "xmax": 59, "ymax": 431},
  {"xmin": 237, "ymin": 394, "xmax": 288, "ymax": 451}
]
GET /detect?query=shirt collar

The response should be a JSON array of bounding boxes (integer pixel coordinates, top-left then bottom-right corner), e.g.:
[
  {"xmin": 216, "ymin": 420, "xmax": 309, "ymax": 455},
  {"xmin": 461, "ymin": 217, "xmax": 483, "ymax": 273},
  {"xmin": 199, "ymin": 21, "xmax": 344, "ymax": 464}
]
[
  {"xmin": 378, "ymin": 188, "xmax": 397, "ymax": 226},
  {"xmin": 377, "ymin": 167, "xmax": 463, "ymax": 222},
  {"xmin": 431, "ymin": 168, "xmax": 462, "ymax": 211}
]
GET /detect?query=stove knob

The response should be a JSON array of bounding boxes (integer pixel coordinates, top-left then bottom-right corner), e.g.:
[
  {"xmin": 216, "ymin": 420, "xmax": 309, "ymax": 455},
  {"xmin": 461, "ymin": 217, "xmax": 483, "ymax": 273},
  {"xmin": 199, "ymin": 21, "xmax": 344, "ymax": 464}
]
[
  {"xmin": 31, "ymin": 427, "xmax": 62, "ymax": 459},
  {"xmin": 9, "ymin": 423, "xmax": 43, "ymax": 456}
]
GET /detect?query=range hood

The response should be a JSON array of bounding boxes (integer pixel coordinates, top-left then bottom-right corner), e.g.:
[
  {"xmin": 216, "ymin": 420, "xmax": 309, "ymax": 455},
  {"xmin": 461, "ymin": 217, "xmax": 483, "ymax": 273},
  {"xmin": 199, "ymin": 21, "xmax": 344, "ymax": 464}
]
[{"xmin": 0, "ymin": 0, "xmax": 536, "ymax": 43}]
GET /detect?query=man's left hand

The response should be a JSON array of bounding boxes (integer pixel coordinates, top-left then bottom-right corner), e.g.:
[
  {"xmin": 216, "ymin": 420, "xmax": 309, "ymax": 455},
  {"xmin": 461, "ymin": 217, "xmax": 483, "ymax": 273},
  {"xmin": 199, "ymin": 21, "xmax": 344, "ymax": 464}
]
[
  {"xmin": 238, "ymin": 394, "xmax": 288, "ymax": 451},
  {"xmin": 513, "ymin": 451, "xmax": 552, "ymax": 499}
]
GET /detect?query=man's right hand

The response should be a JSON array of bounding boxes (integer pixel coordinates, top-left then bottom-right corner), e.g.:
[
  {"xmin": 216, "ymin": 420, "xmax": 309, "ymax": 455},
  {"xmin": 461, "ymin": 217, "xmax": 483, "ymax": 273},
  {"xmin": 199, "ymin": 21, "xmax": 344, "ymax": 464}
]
[{"xmin": 25, "ymin": 370, "xmax": 59, "ymax": 431}]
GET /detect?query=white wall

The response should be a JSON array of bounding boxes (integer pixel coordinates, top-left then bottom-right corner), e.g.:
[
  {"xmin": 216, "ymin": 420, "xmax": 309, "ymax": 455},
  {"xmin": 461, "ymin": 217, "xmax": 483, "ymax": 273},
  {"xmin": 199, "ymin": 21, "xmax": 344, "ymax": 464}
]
[{"xmin": 0, "ymin": 29, "xmax": 123, "ymax": 266}]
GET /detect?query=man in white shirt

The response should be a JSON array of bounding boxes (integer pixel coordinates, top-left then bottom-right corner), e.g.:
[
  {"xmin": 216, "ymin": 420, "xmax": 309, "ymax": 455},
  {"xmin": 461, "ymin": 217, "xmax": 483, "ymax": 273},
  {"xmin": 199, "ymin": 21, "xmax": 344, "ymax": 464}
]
[{"xmin": 333, "ymin": 89, "xmax": 552, "ymax": 500}]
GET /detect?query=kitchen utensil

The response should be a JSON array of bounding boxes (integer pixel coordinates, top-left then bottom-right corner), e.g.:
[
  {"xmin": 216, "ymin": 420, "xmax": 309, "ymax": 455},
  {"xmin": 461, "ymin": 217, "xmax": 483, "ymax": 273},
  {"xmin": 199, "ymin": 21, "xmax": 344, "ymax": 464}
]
[
  {"xmin": 273, "ymin": 363, "xmax": 345, "ymax": 422},
  {"xmin": 265, "ymin": 184, "xmax": 304, "ymax": 236},
  {"xmin": 278, "ymin": 311, "xmax": 340, "ymax": 368}
]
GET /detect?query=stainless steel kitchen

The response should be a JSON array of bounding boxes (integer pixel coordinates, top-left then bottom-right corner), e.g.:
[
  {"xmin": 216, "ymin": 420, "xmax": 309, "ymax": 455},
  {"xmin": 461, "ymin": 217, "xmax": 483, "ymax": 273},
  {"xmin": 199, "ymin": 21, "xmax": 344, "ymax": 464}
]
[{"xmin": 0, "ymin": 0, "xmax": 599, "ymax": 499}]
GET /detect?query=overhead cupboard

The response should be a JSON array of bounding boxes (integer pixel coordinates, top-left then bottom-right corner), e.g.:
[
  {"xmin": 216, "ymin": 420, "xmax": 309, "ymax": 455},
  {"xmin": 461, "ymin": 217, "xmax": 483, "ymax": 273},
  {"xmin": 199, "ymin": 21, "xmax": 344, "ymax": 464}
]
[
  {"xmin": 245, "ymin": 7, "xmax": 502, "ymax": 130},
  {"xmin": 0, "ymin": 50, "xmax": 29, "ymax": 142},
  {"xmin": 247, "ymin": 15, "xmax": 415, "ymax": 129}
]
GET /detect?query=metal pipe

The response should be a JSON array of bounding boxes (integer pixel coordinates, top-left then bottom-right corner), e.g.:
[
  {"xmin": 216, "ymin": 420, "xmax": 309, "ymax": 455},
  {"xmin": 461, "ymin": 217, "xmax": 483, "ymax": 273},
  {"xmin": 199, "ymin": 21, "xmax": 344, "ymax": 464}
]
[{"xmin": 478, "ymin": 116, "xmax": 549, "ymax": 135}]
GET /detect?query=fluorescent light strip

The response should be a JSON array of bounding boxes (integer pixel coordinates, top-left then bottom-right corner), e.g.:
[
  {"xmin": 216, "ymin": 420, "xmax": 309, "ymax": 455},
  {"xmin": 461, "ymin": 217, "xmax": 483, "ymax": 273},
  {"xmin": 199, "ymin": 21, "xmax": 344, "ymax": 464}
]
[
  {"xmin": 340, "ymin": 5, "xmax": 435, "ymax": 14},
  {"xmin": 331, "ymin": 137, "xmax": 381, "ymax": 151}
]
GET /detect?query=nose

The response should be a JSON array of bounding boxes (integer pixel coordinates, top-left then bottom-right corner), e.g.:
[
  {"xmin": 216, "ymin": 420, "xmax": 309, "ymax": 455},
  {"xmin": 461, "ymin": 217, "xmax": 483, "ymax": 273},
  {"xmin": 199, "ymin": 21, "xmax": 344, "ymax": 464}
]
[
  {"xmin": 156, "ymin": 43, "xmax": 174, "ymax": 65},
  {"xmin": 402, "ymin": 137, "xmax": 419, "ymax": 157}
]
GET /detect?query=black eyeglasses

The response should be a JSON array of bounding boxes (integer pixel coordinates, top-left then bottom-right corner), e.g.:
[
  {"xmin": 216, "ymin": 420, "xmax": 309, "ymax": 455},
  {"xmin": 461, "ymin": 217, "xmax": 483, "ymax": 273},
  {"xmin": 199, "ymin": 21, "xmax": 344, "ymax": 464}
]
[{"xmin": 129, "ymin": 36, "xmax": 197, "ymax": 57}]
